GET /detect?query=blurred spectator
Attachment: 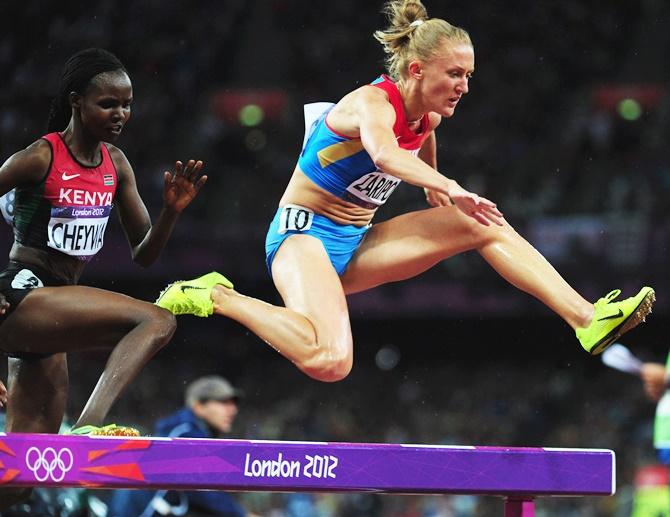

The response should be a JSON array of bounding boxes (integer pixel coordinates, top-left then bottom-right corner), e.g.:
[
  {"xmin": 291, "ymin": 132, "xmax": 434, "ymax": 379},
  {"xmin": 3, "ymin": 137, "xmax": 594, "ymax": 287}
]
[
  {"xmin": 107, "ymin": 375, "xmax": 252, "ymax": 517},
  {"xmin": 633, "ymin": 359, "xmax": 670, "ymax": 516},
  {"xmin": 641, "ymin": 357, "xmax": 670, "ymax": 463}
]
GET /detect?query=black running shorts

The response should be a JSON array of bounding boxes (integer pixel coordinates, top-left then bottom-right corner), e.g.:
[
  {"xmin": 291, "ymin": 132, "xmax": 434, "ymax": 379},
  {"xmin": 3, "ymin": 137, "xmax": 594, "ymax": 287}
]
[{"xmin": 0, "ymin": 262, "xmax": 69, "ymax": 360}]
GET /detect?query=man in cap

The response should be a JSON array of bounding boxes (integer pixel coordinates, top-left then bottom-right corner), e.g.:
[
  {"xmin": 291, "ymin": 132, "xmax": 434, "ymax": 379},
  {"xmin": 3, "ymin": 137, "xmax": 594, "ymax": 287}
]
[
  {"xmin": 107, "ymin": 376, "xmax": 249, "ymax": 516},
  {"xmin": 164, "ymin": 375, "xmax": 243, "ymax": 438}
]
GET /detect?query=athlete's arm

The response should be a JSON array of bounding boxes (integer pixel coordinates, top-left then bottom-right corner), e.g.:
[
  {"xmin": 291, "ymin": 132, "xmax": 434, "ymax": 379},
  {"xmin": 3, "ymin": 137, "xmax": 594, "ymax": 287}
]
[
  {"xmin": 641, "ymin": 362, "xmax": 668, "ymax": 402},
  {"xmin": 357, "ymin": 88, "xmax": 452, "ymax": 193},
  {"xmin": 0, "ymin": 140, "xmax": 52, "ymax": 196},
  {"xmin": 356, "ymin": 89, "xmax": 503, "ymax": 226},
  {"xmin": 417, "ymin": 117, "xmax": 452, "ymax": 207},
  {"xmin": 111, "ymin": 147, "xmax": 206, "ymax": 267}
]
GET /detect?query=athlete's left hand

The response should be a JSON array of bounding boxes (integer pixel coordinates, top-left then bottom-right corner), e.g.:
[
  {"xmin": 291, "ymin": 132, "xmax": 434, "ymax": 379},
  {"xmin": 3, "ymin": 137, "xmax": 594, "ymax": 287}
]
[
  {"xmin": 447, "ymin": 181, "xmax": 504, "ymax": 226},
  {"xmin": 163, "ymin": 159, "xmax": 208, "ymax": 213},
  {"xmin": 424, "ymin": 187, "xmax": 454, "ymax": 207}
]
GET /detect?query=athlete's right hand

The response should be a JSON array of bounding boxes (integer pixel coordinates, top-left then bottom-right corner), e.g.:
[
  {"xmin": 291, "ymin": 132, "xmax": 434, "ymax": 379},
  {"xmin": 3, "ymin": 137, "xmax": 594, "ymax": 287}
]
[
  {"xmin": 0, "ymin": 294, "xmax": 8, "ymax": 315},
  {"xmin": 447, "ymin": 181, "xmax": 504, "ymax": 226}
]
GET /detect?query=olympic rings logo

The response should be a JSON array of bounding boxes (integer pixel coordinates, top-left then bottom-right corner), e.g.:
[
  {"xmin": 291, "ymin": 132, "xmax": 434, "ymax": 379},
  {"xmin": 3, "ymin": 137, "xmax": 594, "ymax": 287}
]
[{"xmin": 25, "ymin": 447, "xmax": 74, "ymax": 482}]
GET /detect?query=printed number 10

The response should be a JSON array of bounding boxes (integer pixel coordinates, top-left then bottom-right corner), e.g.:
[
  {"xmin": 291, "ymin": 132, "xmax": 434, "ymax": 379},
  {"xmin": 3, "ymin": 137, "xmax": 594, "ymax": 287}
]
[{"xmin": 285, "ymin": 207, "xmax": 310, "ymax": 231}]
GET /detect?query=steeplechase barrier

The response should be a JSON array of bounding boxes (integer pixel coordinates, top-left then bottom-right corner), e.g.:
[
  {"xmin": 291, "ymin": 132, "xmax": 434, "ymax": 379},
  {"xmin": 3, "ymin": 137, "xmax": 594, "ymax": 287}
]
[{"xmin": 0, "ymin": 433, "xmax": 615, "ymax": 516}]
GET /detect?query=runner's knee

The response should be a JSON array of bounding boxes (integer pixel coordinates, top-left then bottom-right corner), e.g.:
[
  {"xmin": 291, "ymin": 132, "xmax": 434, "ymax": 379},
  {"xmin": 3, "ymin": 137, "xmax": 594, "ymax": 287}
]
[
  {"xmin": 301, "ymin": 346, "xmax": 353, "ymax": 382},
  {"xmin": 141, "ymin": 305, "xmax": 177, "ymax": 347},
  {"xmin": 451, "ymin": 208, "xmax": 514, "ymax": 249}
]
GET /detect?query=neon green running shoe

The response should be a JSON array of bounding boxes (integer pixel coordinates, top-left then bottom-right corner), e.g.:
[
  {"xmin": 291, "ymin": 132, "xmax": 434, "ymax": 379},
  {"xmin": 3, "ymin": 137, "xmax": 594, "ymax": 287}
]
[
  {"xmin": 576, "ymin": 286, "xmax": 655, "ymax": 355},
  {"xmin": 155, "ymin": 271, "xmax": 233, "ymax": 317},
  {"xmin": 68, "ymin": 424, "xmax": 140, "ymax": 437}
]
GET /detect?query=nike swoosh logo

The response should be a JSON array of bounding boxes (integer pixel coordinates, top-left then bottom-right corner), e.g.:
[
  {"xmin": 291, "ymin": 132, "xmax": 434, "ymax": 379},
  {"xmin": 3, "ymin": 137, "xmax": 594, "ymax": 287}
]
[
  {"xmin": 62, "ymin": 172, "xmax": 81, "ymax": 181},
  {"xmin": 180, "ymin": 285, "xmax": 207, "ymax": 293},
  {"xmin": 597, "ymin": 309, "xmax": 624, "ymax": 321}
]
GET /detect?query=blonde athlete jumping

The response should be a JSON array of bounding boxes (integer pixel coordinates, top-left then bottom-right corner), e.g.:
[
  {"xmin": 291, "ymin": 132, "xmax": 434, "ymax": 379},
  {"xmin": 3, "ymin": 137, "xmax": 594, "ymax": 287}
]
[{"xmin": 157, "ymin": 0, "xmax": 654, "ymax": 382}]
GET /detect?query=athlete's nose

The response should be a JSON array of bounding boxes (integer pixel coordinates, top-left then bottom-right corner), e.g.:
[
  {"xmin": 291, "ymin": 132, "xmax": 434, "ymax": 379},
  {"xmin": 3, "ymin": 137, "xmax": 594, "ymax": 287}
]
[
  {"xmin": 112, "ymin": 106, "xmax": 127, "ymax": 122},
  {"xmin": 456, "ymin": 77, "xmax": 469, "ymax": 95}
]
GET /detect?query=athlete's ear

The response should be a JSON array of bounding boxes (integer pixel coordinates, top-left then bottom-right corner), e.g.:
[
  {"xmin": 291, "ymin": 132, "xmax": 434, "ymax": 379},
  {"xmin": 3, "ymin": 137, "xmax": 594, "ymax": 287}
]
[
  {"xmin": 407, "ymin": 60, "xmax": 423, "ymax": 80},
  {"xmin": 69, "ymin": 92, "xmax": 82, "ymax": 111}
]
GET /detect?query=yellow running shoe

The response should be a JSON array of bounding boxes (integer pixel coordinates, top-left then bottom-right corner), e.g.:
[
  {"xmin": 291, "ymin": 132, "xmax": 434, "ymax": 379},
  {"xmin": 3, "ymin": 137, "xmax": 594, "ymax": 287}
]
[
  {"xmin": 68, "ymin": 424, "xmax": 140, "ymax": 437},
  {"xmin": 576, "ymin": 286, "xmax": 655, "ymax": 355},
  {"xmin": 155, "ymin": 271, "xmax": 233, "ymax": 317}
]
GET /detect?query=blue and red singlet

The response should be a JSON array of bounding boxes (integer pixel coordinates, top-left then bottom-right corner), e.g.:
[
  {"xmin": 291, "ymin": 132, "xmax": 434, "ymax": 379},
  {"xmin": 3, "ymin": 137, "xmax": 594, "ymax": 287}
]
[{"xmin": 297, "ymin": 74, "xmax": 430, "ymax": 209}]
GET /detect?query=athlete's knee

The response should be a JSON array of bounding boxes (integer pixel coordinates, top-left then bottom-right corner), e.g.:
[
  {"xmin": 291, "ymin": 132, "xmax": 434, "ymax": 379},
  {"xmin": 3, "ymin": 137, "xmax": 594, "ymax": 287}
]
[
  {"xmin": 458, "ymin": 210, "xmax": 514, "ymax": 249},
  {"xmin": 429, "ymin": 206, "xmax": 493, "ymax": 249},
  {"xmin": 301, "ymin": 347, "xmax": 353, "ymax": 382},
  {"xmin": 140, "ymin": 304, "xmax": 177, "ymax": 346},
  {"xmin": 154, "ymin": 308, "xmax": 177, "ymax": 343}
]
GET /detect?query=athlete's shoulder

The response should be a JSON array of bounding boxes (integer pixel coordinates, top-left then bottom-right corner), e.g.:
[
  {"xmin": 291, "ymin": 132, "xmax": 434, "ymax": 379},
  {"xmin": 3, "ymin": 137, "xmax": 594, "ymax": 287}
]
[
  {"xmin": 105, "ymin": 142, "xmax": 127, "ymax": 162},
  {"xmin": 358, "ymin": 83, "xmax": 391, "ymax": 102},
  {"xmin": 105, "ymin": 143, "xmax": 132, "ymax": 175},
  {"xmin": 22, "ymin": 138, "xmax": 53, "ymax": 162},
  {"xmin": 351, "ymin": 84, "xmax": 396, "ymax": 117},
  {"xmin": 0, "ymin": 138, "xmax": 52, "ymax": 185}
]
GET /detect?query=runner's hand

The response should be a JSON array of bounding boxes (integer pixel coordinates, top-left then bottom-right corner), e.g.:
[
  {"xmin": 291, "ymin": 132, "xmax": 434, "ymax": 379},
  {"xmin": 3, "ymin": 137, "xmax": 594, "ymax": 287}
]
[
  {"xmin": 447, "ymin": 181, "xmax": 503, "ymax": 226},
  {"xmin": 163, "ymin": 159, "xmax": 207, "ymax": 213}
]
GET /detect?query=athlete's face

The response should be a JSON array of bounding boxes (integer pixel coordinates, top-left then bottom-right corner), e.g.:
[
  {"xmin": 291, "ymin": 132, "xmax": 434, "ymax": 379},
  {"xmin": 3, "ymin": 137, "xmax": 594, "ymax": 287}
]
[
  {"xmin": 73, "ymin": 70, "xmax": 133, "ymax": 143},
  {"xmin": 193, "ymin": 399, "xmax": 239, "ymax": 434},
  {"xmin": 413, "ymin": 42, "xmax": 474, "ymax": 118}
]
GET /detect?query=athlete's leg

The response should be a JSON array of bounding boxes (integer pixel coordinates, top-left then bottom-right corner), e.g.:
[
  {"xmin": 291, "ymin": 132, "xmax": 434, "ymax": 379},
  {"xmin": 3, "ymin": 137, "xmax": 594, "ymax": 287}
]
[
  {"xmin": 6, "ymin": 354, "xmax": 68, "ymax": 433},
  {"xmin": 0, "ymin": 354, "xmax": 68, "ymax": 510},
  {"xmin": 0, "ymin": 286, "xmax": 176, "ymax": 427},
  {"xmin": 341, "ymin": 205, "xmax": 594, "ymax": 329},
  {"xmin": 211, "ymin": 235, "xmax": 353, "ymax": 382}
]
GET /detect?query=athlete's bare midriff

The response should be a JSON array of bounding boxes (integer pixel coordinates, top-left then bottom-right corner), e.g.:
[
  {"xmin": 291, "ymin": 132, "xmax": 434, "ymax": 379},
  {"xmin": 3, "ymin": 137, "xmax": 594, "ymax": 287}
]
[{"xmin": 279, "ymin": 166, "xmax": 377, "ymax": 227}]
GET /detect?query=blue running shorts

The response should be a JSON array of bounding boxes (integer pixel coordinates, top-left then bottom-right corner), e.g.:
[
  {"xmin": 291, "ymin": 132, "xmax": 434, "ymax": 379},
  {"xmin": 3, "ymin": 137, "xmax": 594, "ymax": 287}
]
[{"xmin": 265, "ymin": 204, "xmax": 369, "ymax": 277}]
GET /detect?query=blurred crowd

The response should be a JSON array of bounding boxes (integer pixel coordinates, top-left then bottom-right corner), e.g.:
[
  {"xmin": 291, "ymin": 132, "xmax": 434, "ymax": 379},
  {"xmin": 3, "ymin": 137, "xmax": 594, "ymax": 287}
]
[
  {"xmin": 1, "ymin": 0, "xmax": 669, "ymax": 315},
  {"xmin": 1, "ymin": 1, "xmax": 670, "ymax": 515}
]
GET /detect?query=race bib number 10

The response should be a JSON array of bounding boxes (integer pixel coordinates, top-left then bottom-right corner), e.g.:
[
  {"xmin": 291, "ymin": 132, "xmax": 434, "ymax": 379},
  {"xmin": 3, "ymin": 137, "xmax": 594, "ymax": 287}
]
[{"xmin": 278, "ymin": 204, "xmax": 314, "ymax": 235}]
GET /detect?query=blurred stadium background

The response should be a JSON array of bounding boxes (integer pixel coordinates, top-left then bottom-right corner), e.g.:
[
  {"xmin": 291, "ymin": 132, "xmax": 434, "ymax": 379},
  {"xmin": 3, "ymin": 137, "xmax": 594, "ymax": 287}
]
[{"xmin": 1, "ymin": 0, "xmax": 669, "ymax": 515}]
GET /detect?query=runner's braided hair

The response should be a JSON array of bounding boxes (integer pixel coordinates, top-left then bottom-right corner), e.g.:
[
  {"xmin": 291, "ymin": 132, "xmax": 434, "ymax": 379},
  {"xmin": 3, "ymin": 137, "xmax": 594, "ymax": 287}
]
[{"xmin": 47, "ymin": 48, "xmax": 126, "ymax": 132}]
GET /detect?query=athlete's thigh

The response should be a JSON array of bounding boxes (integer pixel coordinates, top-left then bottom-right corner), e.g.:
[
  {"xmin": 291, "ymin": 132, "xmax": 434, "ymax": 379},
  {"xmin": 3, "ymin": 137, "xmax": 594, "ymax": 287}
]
[
  {"xmin": 6, "ymin": 354, "xmax": 68, "ymax": 434},
  {"xmin": 0, "ymin": 285, "xmax": 162, "ymax": 354},
  {"xmin": 272, "ymin": 234, "xmax": 352, "ymax": 346},
  {"xmin": 341, "ymin": 205, "xmax": 496, "ymax": 293}
]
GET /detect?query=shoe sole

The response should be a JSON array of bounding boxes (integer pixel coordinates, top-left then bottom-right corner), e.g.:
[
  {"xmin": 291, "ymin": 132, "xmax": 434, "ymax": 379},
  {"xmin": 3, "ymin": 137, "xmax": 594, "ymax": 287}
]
[{"xmin": 589, "ymin": 289, "xmax": 656, "ymax": 355}]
